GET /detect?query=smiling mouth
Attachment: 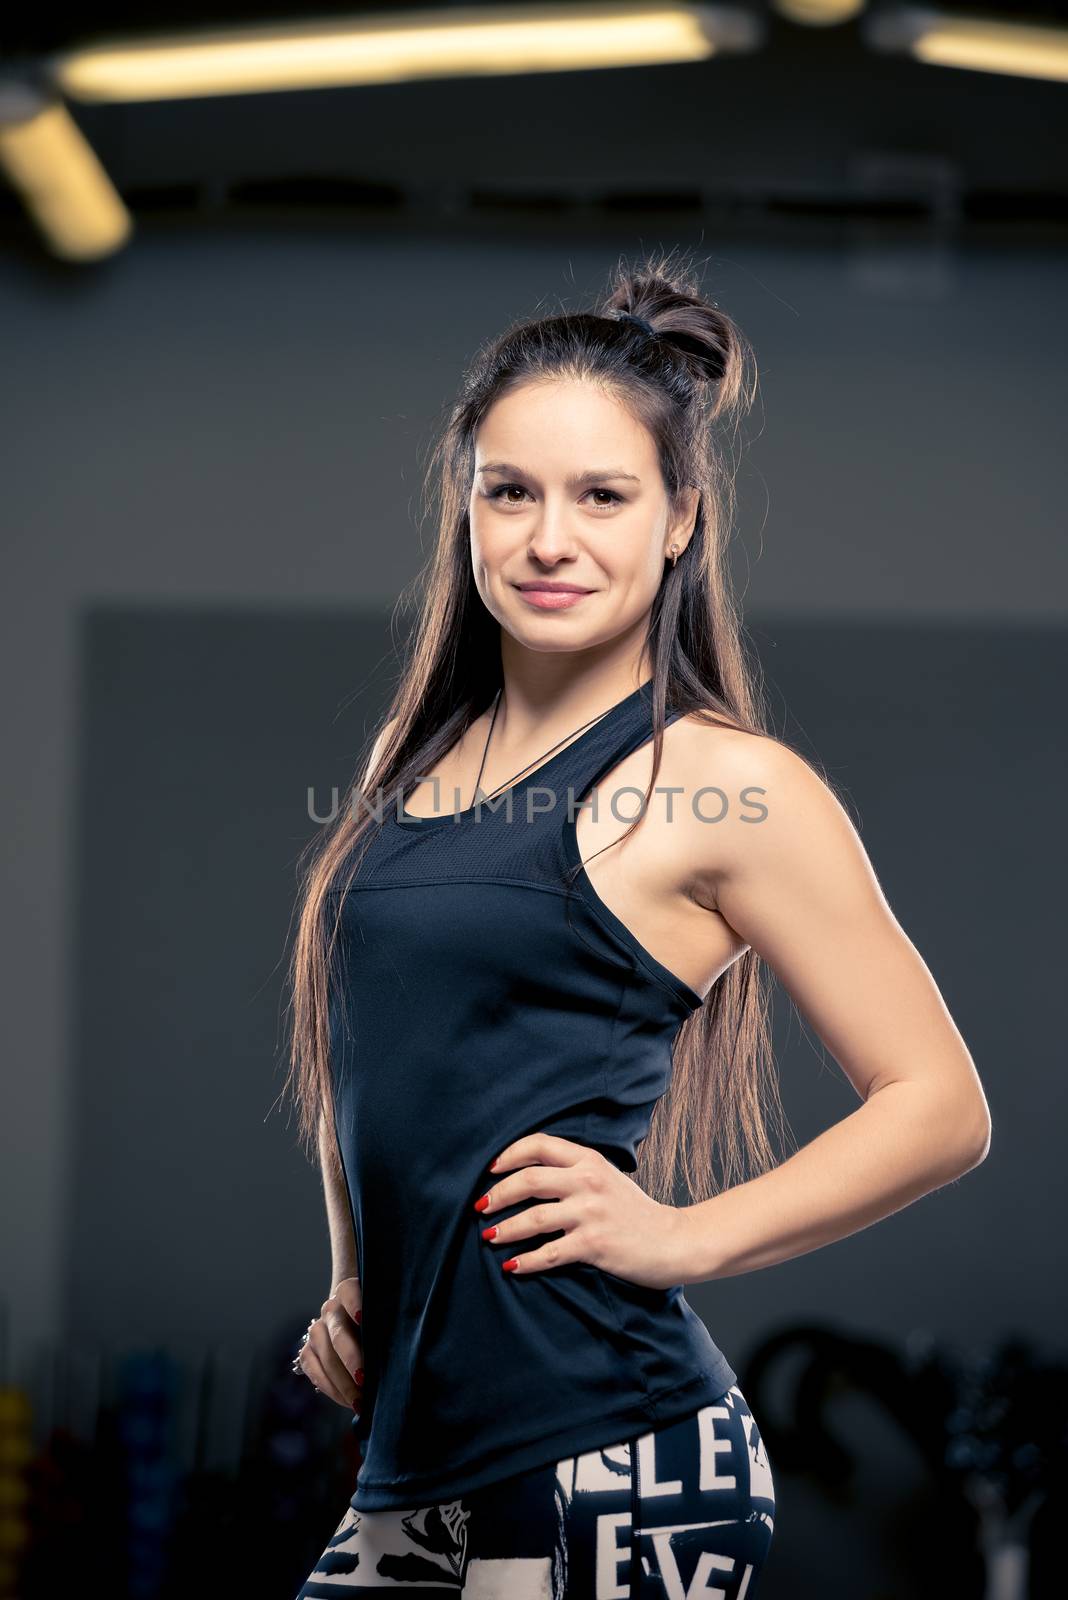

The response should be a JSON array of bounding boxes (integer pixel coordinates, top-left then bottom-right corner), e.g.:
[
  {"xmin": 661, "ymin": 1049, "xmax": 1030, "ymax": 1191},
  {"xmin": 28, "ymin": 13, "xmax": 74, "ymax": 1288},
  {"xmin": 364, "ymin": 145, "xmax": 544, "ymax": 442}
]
[{"xmin": 514, "ymin": 583, "xmax": 594, "ymax": 594}]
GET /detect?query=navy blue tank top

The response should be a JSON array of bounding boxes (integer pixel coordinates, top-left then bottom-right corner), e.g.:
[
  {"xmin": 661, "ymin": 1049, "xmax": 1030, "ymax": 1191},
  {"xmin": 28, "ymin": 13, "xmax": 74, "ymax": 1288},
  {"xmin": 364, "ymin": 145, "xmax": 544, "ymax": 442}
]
[{"xmin": 327, "ymin": 678, "xmax": 737, "ymax": 1510}]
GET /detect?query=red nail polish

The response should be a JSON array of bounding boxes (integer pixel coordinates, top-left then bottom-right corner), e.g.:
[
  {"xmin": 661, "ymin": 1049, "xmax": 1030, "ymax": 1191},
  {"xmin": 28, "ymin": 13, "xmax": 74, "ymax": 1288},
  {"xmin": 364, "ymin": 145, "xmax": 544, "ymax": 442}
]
[
  {"xmin": 354, "ymin": 1309, "xmax": 362, "ymax": 1325},
  {"xmin": 352, "ymin": 1402, "xmax": 361, "ymax": 1413},
  {"xmin": 353, "ymin": 1368, "xmax": 364, "ymax": 1385},
  {"xmin": 488, "ymin": 1158, "xmax": 499, "ymax": 1170},
  {"xmin": 481, "ymin": 1225, "xmax": 498, "ymax": 1241},
  {"xmin": 474, "ymin": 1194, "xmax": 490, "ymax": 1212},
  {"xmin": 502, "ymin": 1258, "xmax": 519, "ymax": 1272}
]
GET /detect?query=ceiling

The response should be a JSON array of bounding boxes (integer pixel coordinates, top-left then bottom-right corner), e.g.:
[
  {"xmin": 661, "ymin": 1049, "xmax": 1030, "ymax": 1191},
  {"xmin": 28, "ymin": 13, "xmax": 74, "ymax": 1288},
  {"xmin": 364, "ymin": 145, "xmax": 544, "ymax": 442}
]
[{"xmin": 2, "ymin": 2, "xmax": 1065, "ymax": 242}]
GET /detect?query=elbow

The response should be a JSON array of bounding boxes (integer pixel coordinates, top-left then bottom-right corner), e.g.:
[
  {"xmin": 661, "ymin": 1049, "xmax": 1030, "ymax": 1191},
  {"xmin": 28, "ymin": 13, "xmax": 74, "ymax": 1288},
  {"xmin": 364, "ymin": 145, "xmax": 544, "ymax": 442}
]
[{"xmin": 955, "ymin": 1105, "xmax": 992, "ymax": 1174}]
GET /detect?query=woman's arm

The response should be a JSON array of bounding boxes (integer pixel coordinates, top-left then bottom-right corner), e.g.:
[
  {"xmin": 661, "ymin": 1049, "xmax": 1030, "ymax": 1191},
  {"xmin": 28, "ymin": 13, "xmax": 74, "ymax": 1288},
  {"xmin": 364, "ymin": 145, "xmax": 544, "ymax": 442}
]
[
  {"xmin": 317, "ymin": 713, "xmax": 399, "ymax": 1294},
  {"xmin": 673, "ymin": 733, "xmax": 992, "ymax": 1286},
  {"xmin": 319, "ymin": 1108, "xmax": 359, "ymax": 1295}
]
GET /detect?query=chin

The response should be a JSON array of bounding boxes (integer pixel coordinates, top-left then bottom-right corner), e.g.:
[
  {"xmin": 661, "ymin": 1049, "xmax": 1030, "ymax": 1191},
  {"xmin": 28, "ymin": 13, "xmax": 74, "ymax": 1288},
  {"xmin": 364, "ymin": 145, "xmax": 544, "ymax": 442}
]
[{"xmin": 504, "ymin": 626, "xmax": 594, "ymax": 654}]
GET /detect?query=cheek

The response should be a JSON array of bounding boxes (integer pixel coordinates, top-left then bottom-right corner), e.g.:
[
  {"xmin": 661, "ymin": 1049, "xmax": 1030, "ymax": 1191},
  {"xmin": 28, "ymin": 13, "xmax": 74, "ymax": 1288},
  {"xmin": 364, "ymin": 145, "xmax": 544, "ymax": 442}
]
[
  {"xmin": 468, "ymin": 519, "xmax": 513, "ymax": 604},
  {"xmin": 469, "ymin": 505, "xmax": 501, "ymax": 564},
  {"xmin": 602, "ymin": 530, "xmax": 665, "ymax": 594},
  {"xmin": 470, "ymin": 515, "xmax": 528, "ymax": 589}
]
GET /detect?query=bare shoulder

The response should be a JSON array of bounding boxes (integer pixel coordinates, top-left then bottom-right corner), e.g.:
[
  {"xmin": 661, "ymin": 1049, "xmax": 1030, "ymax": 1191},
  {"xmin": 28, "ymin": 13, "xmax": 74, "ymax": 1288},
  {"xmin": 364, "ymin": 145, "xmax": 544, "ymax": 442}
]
[
  {"xmin": 666, "ymin": 708, "xmax": 856, "ymax": 879},
  {"xmin": 667, "ymin": 706, "xmax": 818, "ymax": 797},
  {"xmin": 376, "ymin": 713, "xmax": 401, "ymax": 747},
  {"xmin": 361, "ymin": 713, "xmax": 402, "ymax": 788}
]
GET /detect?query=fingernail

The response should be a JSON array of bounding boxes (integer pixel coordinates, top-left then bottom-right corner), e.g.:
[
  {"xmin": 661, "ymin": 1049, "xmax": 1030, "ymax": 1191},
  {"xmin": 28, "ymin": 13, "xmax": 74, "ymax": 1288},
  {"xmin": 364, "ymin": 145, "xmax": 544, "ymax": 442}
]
[
  {"xmin": 353, "ymin": 1368, "xmax": 364, "ymax": 1385},
  {"xmin": 352, "ymin": 1402, "xmax": 361, "ymax": 1414},
  {"xmin": 474, "ymin": 1194, "xmax": 490, "ymax": 1212},
  {"xmin": 481, "ymin": 1225, "xmax": 498, "ymax": 1241},
  {"xmin": 502, "ymin": 1258, "xmax": 519, "ymax": 1272},
  {"xmin": 354, "ymin": 1309, "xmax": 362, "ymax": 1325},
  {"xmin": 488, "ymin": 1157, "xmax": 499, "ymax": 1170}
]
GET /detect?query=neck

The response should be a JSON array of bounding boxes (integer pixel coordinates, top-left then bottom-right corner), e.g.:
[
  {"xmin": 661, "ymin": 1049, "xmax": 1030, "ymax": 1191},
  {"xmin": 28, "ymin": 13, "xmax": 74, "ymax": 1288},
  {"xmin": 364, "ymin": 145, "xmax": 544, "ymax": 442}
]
[{"xmin": 492, "ymin": 642, "xmax": 652, "ymax": 746}]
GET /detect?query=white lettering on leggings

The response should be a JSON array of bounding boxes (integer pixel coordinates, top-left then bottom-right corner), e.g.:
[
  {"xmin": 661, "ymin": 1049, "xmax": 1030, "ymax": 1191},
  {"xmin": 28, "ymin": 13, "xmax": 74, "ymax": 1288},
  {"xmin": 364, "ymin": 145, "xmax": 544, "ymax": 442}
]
[
  {"xmin": 696, "ymin": 1403, "xmax": 736, "ymax": 1491},
  {"xmin": 637, "ymin": 1430, "xmax": 683, "ymax": 1496},
  {"xmin": 595, "ymin": 1510, "xmax": 632, "ymax": 1599},
  {"xmin": 647, "ymin": 1525, "xmax": 737, "ymax": 1600}
]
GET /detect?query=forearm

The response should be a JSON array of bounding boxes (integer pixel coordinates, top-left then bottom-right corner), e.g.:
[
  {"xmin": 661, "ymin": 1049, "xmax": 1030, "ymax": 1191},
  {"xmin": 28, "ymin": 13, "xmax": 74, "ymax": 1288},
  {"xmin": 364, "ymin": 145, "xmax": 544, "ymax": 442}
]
[
  {"xmin": 318, "ymin": 1110, "xmax": 359, "ymax": 1294},
  {"xmin": 674, "ymin": 1081, "xmax": 990, "ymax": 1285}
]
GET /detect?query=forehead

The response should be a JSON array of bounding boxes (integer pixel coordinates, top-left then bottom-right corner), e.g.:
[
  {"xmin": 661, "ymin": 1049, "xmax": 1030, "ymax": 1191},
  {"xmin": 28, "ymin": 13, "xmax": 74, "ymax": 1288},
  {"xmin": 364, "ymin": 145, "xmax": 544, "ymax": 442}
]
[{"xmin": 474, "ymin": 379, "xmax": 655, "ymax": 467}]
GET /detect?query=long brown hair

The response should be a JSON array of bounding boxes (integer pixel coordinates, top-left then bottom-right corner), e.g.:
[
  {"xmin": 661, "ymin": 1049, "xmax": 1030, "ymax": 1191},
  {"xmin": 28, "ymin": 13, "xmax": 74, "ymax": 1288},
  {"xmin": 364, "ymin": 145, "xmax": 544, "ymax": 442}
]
[{"xmin": 282, "ymin": 246, "xmax": 800, "ymax": 1208}]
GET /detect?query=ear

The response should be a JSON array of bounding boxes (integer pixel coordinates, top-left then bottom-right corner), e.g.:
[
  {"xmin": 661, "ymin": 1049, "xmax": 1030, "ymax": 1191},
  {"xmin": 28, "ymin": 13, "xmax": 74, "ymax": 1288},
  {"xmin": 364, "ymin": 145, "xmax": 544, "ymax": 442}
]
[{"xmin": 665, "ymin": 486, "xmax": 700, "ymax": 558}]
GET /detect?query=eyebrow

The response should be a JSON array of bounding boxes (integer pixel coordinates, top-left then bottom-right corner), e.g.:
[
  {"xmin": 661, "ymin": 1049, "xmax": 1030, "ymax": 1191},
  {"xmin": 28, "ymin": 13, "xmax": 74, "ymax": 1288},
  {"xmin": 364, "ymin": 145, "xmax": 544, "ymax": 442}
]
[{"xmin": 477, "ymin": 461, "xmax": 641, "ymax": 487}]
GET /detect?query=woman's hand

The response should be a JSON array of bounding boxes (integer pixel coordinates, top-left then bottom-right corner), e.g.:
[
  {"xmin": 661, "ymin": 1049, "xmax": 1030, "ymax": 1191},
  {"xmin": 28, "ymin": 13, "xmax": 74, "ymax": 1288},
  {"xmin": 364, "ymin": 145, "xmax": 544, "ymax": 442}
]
[
  {"xmin": 475, "ymin": 1132, "xmax": 689, "ymax": 1291},
  {"xmin": 296, "ymin": 1275, "xmax": 365, "ymax": 1413}
]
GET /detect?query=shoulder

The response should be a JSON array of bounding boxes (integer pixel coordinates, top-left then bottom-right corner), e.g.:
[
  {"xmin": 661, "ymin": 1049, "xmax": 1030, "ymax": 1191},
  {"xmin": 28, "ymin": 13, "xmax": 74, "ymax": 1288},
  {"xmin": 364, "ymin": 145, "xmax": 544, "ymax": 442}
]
[
  {"xmin": 666, "ymin": 707, "xmax": 817, "ymax": 796},
  {"xmin": 376, "ymin": 713, "xmax": 401, "ymax": 747},
  {"xmin": 361, "ymin": 713, "xmax": 402, "ymax": 788},
  {"xmin": 665, "ymin": 708, "xmax": 857, "ymax": 866}
]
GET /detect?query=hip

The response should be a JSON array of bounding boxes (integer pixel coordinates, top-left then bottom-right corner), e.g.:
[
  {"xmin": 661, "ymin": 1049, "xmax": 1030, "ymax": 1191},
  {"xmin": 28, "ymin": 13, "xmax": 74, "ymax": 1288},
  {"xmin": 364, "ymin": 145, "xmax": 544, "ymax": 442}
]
[{"xmin": 299, "ymin": 1384, "xmax": 775, "ymax": 1598}]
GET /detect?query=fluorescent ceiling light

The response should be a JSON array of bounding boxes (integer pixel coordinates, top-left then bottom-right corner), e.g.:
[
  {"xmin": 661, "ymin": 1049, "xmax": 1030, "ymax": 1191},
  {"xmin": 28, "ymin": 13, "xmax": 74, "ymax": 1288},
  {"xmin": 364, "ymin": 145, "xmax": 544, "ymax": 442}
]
[
  {"xmin": 866, "ymin": 6, "xmax": 1068, "ymax": 83},
  {"xmin": 773, "ymin": 0, "xmax": 865, "ymax": 25},
  {"xmin": 0, "ymin": 84, "xmax": 132, "ymax": 259},
  {"xmin": 51, "ymin": 3, "xmax": 760, "ymax": 104}
]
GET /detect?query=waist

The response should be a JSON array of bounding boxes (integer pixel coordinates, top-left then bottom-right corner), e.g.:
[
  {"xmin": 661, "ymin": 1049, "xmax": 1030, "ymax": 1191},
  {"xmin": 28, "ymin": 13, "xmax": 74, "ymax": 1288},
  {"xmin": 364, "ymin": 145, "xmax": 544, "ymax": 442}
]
[
  {"xmin": 355, "ymin": 1247, "xmax": 733, "ymax": 1454},
  {"xmin": 351, "ymin": 1262, "xmax": 737, "ymax": 1508}
]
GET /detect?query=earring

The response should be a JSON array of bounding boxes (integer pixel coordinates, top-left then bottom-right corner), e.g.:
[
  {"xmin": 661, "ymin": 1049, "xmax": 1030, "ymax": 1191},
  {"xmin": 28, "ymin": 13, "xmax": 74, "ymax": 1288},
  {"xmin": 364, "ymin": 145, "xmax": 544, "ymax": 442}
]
[{"xmin": 669, "ymin": 545, "xmax": 679, "ymax": 567}]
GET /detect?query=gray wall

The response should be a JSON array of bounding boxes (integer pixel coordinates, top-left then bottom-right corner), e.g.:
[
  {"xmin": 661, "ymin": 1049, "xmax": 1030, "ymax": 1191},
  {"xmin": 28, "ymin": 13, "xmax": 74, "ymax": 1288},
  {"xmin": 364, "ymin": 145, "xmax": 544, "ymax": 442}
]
[{"xmin": 2, "ymin": 225, "xmax": 1065, "ymax": 1395}]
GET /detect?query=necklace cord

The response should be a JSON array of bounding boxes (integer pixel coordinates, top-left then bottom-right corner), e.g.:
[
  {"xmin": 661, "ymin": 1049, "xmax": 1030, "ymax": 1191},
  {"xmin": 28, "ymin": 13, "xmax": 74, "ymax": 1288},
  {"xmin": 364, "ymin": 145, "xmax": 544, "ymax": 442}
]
[{"xmin": 469, "ymin": 689, "xmax": 622, "ymax": 808}]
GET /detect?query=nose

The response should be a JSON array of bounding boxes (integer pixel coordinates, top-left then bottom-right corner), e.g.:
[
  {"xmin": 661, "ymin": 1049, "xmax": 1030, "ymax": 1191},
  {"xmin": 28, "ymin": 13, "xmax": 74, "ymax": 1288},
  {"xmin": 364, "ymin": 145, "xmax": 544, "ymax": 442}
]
[{"xmin": 525, "ymin": 498, "xmax": 580, "ymax": 565}]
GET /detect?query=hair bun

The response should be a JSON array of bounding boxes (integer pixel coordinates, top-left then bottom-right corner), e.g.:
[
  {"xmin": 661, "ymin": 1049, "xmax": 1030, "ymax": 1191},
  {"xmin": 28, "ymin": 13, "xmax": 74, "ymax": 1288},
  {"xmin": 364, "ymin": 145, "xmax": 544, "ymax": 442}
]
[{"xmin": 604, "ymin": 252, "xmax": 744, "ymax": 395}]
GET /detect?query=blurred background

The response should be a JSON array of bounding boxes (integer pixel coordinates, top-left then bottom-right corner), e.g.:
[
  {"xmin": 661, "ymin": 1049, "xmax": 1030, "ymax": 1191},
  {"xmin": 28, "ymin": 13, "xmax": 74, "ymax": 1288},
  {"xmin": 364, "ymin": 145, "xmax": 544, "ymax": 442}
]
[{"xmin": 1, "ymin": 2, "xmax": 1066, "ymax": 1596}]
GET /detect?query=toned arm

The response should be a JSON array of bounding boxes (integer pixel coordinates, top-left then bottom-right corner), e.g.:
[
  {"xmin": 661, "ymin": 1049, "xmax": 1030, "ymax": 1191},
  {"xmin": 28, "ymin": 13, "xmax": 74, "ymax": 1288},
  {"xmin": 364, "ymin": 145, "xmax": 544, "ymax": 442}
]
[{"xmin": 674, "ymin": 731, "xmax": 992, "ymax": 1284}]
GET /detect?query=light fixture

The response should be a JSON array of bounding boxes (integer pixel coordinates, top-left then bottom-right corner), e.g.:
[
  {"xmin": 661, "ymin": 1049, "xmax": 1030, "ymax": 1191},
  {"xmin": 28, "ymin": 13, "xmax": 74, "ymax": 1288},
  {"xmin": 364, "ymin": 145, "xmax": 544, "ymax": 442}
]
[
  {"xmin": 50, "ymin": 3, "xmax": 762, "ymax": 104},
  {"xmin": 773, "ymin": 0, "xmax": 866, "ymax": 26},
  {"xmin": 0, "ymin": 81, "xmax": 132, "ymax": 259},
  {"xmin": 865, "ymin": 6, "xmax": 1068, "ymax": 83}
]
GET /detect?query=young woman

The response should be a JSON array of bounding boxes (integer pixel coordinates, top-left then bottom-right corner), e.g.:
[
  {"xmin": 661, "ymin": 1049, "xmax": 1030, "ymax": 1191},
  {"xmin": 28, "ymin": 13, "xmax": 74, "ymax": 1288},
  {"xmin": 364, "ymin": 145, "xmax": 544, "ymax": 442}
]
[{"xmin": 283, "ymin": 250, "xmax": 991, "ymax": 1597}]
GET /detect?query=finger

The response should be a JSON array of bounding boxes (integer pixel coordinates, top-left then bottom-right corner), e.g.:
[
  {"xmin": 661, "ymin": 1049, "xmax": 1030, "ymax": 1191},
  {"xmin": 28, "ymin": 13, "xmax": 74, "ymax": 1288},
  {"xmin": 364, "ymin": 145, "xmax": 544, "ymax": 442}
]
[
  {"xmin": 331, "ymin": 1276, "xmax": 364, "ymax": 1325},
  {"xmin": 321, "ymin": 1289, "xmax": 364, "ymax": 1382},
  {"xmin": 301, "ymin": 1343, "xmax": 354, "ymax": 1409},
  {"xmin": 490, "ymin": 1132, "xmax": 591, "ymax": 1175},
  {"xmin": 481, "ymin": 1201, "xmax": 572, "ymax": 1248},
  {"xmin": 497, "ymin": 1233, "xmax": 581, "ymax": 1277},
  {"xmin": 308, "ymin": 1319, "xmax": 362, "ymax": 1405},
  {"xmin": 474, "ymin": 1166, "xmax": 575, "ymax": 1217}
]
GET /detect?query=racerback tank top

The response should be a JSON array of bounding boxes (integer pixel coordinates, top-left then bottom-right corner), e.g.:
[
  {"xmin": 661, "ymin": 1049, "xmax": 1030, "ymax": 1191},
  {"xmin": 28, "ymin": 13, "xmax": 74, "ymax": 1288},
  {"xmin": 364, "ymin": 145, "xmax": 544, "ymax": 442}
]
[{"xmin": 327, "ymin": 677, "xmax": 737, "ymax": 1511}]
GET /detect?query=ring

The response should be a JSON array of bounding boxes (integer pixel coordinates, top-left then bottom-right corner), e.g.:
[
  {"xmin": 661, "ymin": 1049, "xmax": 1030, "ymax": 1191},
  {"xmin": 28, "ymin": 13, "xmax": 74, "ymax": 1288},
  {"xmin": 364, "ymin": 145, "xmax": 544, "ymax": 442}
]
[{"xmin": 291, "ymin": 1326, "xmax": 312, "ymax": 1377}]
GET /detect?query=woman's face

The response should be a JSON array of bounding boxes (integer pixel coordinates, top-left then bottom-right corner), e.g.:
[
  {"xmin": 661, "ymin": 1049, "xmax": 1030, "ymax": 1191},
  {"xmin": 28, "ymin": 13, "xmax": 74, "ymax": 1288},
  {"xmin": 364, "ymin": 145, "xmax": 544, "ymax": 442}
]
[{"xmin": 469, "ymin": 378, "xmax": 697, "ymax": 656}]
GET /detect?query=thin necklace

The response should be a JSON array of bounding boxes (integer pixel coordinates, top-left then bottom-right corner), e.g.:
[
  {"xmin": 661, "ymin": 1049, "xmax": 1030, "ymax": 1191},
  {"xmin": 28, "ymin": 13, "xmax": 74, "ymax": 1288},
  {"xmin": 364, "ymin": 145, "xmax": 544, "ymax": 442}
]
[{"xmin": 469, "ymin": 686, "xmax": 628, "ymax": 808}]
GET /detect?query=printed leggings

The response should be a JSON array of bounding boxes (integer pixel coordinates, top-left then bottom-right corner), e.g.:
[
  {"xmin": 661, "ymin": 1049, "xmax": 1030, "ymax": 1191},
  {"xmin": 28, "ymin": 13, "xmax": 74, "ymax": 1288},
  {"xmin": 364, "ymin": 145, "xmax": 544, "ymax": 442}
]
[{"xmin": 297, "ymin": 1384, "xmax": 774, "ymax": 1598}]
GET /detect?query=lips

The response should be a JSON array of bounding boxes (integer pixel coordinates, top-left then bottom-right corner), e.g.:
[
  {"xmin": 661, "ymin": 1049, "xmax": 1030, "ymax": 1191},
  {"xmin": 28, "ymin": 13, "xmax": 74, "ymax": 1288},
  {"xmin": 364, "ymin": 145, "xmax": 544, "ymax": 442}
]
[
  {"xmin": 513, "ymin": 583, "xmax": 594, "ymax": 610},
  {"xmin": 514, "ymin": 583, "xmax": 593, "ymax": 594}
]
